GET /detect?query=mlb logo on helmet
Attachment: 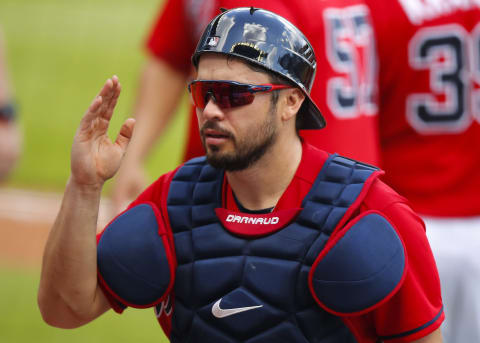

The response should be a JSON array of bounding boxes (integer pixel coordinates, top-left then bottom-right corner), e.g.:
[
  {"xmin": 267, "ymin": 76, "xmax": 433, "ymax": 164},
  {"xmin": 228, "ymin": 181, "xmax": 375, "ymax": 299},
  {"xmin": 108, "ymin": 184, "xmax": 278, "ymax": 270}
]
[{"xmin": 207, "ymin": 36, "xmax": 219, "ymax": 47}]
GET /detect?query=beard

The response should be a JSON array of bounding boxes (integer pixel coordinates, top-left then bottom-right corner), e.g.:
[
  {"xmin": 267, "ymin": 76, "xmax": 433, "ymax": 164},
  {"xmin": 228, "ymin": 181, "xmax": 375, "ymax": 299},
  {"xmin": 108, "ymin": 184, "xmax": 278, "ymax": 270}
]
[{"xmin": 200, "ymin": 107, "xmax": 278, "ymax": 172}]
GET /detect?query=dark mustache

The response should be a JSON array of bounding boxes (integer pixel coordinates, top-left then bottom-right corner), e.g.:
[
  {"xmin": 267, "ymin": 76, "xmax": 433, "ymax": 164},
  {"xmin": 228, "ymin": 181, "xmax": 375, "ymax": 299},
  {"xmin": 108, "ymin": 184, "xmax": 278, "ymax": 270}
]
[{"xmin": 200, "ymin": 121, "xmax": 232, "ymax": 138}]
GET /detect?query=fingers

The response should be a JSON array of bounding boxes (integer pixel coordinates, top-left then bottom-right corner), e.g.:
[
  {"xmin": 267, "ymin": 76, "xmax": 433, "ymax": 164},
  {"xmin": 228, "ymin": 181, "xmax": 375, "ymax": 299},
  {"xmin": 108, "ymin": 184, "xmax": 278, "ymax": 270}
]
[
  {"xmin": 78, "ymin": 95, "xmax": 102, "ymax": 132},
  {"xmin": 79, "ymin": 76, "xmax": 121, "ymax": 133},
  {"xmin": 98, "ymin": 75, "xmax": 121, "ymax": 121},
  {"xmin": 115, "ymin": 118, "xmax": 136, "ymax": 152}
]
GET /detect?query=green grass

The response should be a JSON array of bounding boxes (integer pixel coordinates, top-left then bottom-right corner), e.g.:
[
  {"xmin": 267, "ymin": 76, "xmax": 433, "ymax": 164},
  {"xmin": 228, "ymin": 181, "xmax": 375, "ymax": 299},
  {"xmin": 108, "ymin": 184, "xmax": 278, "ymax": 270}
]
[
  {"xmin": 0, "ymin": 267, "xmax": 168, "ymax": 342},
  {"xmin": 0, "ymin": 0, "xmax": 188, "ymax": 192}
]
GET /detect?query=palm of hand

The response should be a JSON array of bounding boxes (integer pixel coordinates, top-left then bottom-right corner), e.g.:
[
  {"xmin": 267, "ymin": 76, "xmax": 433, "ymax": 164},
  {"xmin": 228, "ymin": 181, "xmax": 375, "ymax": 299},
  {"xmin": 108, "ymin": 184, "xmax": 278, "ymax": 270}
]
[{"xmin": 70, "ymin": 76, "xmax": 134, "ymax": 188}]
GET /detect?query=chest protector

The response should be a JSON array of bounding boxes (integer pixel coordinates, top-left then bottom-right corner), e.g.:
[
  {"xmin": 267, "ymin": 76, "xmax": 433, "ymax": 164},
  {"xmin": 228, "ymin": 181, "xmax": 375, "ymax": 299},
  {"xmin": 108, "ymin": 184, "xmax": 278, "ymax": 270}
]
[{"xmin": 164, "ymin": 154, "xmax": 404, "ymax": 343}]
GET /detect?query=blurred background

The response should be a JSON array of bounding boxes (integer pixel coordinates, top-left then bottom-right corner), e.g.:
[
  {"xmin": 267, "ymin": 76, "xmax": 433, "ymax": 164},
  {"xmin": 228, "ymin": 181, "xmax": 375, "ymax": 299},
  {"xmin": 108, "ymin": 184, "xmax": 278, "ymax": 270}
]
[{"xmin": 0, "ymin": 0, "xmax": 186, "ymax": 341}]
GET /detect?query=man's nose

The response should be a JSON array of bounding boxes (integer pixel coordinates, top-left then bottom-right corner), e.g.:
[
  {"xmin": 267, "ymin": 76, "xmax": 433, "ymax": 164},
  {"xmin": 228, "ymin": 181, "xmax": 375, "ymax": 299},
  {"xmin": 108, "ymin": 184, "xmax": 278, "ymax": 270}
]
[
  {"xmin": 204, "ymin": 91, "xmax": 216, "ymax": 105},
  {"xmin": 202, "ymin": 93, "xmax": 225, "ymax": 121}
]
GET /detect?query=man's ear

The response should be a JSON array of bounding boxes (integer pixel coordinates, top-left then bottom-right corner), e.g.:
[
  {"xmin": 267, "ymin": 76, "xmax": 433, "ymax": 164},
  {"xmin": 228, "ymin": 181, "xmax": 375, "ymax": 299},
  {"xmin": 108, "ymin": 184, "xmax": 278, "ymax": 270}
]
[{"xmin": 280, "ymin": 88, "xmax": 305, "ymax": 123}]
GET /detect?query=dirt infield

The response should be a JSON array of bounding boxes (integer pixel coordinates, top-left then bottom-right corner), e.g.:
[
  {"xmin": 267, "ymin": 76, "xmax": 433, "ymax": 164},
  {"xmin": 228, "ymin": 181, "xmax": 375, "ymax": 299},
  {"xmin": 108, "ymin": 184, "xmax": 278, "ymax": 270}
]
[
  {"xmin": 0, "ymin": 188, "xmax": 113, "ymax": 269},
  {"xmin": 0, "ymin": 217, "xmax": 50, "ymax": 268}
]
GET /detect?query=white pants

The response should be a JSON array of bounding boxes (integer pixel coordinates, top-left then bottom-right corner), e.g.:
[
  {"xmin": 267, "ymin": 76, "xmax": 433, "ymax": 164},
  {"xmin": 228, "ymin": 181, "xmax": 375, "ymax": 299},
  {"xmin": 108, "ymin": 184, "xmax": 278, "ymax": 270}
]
[{"xmin": 424, "ymin": 216, "xmax": 480, "ymax": 343}]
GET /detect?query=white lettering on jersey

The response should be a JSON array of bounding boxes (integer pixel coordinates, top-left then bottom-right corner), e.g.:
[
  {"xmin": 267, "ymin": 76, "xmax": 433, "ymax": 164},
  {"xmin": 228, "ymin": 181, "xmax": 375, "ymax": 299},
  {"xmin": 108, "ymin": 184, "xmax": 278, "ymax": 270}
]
[
  {"xmin": 155, "ymin": 295, "xmax": 173, "ymax": 318},
  {"xmin": 226, "ymin": 214, "xmax": 280, "ymax": 225},
  {"xmin": 399, "ymin": 0, "xmax": 480, "ymax": 25},
  {"xmin": 323, "ymin": 5, "xmax": 378, "ymax": 119}
]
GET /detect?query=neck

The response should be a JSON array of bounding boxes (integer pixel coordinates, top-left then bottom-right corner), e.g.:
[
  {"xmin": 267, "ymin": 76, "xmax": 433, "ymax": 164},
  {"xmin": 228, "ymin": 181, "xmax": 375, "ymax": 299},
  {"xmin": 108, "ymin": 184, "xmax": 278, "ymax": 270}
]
[{"xmin": 226, "ymin": 135, "xmax": 302, "ymax": 211}]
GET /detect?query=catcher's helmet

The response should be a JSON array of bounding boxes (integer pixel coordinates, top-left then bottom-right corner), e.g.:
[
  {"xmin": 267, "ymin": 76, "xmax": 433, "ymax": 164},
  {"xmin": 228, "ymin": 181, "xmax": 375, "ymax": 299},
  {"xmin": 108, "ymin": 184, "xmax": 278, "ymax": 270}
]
[{"xmin": 192, "ymin": 7, "xmax": 325, "ymax": 130}]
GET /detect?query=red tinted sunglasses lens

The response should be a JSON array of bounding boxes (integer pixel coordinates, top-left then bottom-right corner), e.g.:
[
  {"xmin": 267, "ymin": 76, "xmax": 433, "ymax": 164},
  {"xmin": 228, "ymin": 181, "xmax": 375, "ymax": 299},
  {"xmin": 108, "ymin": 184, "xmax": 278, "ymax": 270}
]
[
  {"xmin": 189, "ymin": 81, "xmax": 207, "ymax": 108},
  {"xmin": 189, "ymin": 81, "xmax": 254, "ymax": 109}
]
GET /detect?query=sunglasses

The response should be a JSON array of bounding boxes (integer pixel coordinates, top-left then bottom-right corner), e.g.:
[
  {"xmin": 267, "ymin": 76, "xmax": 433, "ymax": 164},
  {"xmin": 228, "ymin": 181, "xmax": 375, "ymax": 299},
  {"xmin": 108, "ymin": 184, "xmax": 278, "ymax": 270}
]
[{"xmin": 188, "ymin": 80, "xmax": 292, "ymax": 109}]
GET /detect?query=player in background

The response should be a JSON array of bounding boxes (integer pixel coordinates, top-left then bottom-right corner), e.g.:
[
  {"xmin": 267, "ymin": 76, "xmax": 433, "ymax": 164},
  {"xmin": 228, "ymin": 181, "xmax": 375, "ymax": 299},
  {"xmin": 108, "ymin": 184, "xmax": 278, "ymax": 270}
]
[
  {"xmin": 0, "ymin": 24, "xmax": 21, "ymax": 182},
  {"xmin": 365, "ymin": 1, "xmax": 480, "ymax": 341},
  {"xmin": 111, "ymin": 0, "xmax": 381, "ymax": 214}
]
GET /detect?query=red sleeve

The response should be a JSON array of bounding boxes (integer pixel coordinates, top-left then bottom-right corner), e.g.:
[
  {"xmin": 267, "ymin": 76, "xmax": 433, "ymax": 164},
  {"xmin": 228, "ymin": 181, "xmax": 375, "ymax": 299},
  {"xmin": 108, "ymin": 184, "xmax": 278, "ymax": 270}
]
[
  {"xmin": 349, "ymin": 180, "xmax": 444, "ymax": 342},
  {"xmin": 145, "ymin": 0, "xmax": 196, "ymax": 75},
  {"xmin": 127, "ymin": 169, "xmax": 179, "ymax": 209}
]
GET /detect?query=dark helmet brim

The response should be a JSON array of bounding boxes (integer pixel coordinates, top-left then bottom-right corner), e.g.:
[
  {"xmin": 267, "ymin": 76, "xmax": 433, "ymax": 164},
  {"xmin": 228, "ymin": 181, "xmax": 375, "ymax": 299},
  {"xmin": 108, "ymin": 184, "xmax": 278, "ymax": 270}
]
[{"xmin": 299, "ymin": 95, "xmax": 326, "ymax": 130}]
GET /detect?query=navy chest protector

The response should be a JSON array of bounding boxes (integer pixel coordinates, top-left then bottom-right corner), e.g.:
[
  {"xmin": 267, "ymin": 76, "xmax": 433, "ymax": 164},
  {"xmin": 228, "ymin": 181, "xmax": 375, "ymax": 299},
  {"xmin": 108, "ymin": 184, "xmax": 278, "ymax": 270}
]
[{"xmin": 97, "ymin": 155, "xmax": 407, "ymax": 342}]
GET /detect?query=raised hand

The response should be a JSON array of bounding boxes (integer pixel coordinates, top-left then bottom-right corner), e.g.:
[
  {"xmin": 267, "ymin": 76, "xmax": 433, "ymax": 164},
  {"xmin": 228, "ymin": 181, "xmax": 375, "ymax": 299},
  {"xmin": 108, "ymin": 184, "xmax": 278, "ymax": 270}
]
[{"xmin": 70, "ymin": 76, "xmax": 135, "ymax": 189}]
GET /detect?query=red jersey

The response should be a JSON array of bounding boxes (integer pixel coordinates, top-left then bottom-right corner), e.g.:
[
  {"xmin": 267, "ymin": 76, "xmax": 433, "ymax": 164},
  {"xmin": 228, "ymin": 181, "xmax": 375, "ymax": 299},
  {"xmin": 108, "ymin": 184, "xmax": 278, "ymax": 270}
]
[
  {"xmin": 104, "ymin": 142, "xmax": 443, "ymax": 342},
  {"xmin": 146, "ymin": 0, "xmax": 381, "ymax": 165},
  {"xmin": 366, "ymin": 0, "xmax": 480, "ymax": 216}
]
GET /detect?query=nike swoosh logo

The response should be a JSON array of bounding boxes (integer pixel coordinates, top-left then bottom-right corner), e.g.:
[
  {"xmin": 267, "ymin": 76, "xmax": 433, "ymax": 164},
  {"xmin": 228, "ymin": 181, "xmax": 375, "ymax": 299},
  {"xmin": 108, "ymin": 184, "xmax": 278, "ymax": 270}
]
[{"xmin": 211, "ymin": 298, "xmax": 263, "ymax": 318}]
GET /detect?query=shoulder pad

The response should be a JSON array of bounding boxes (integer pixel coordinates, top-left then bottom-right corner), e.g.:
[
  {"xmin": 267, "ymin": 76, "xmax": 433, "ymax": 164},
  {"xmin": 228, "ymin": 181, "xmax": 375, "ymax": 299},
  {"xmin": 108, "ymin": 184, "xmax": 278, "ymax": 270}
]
[
  {"xmin": 309, "ymin": 211, "xmax": 407, "ymax": 316},
  {"xmin": 97, "ymin": 202, "xmax": 175, "ymax": 308}
]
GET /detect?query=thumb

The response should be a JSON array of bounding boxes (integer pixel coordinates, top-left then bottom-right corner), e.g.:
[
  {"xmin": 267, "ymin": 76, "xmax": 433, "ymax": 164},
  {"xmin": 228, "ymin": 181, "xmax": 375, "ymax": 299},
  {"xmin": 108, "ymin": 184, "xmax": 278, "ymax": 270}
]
[{"xmin": 115, "ymin": 118, "xmax": 136, "ymax": 153}]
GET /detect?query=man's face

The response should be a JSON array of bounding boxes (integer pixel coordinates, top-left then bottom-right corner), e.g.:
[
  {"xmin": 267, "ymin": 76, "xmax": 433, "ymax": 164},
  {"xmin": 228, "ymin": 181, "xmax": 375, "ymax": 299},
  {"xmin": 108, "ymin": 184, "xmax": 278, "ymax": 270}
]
[{"xmin": 195, "ymin": 55, "xmax": 279, "ymax": 171}]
